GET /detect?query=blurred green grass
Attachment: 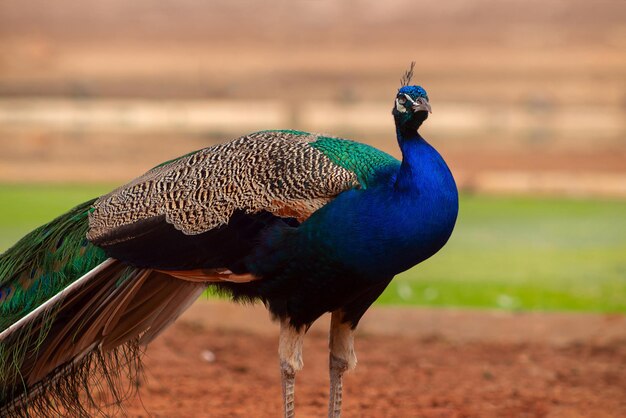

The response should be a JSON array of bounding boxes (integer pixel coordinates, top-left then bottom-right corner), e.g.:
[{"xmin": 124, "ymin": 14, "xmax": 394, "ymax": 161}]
[
  {"xmin": 1, "ymin": 184, "xmax": 625, "ymax": 312},
  {"xmin": 0, "ymin": 184, "xmax": 113, "ymax": 250},
  {"xmin": 384, "ymin": 195, "xmax": 626, "ymax": 312}
]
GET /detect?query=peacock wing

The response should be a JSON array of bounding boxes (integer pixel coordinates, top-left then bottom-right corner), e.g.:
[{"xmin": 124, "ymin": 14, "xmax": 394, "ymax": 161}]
[{"xmin": 87, "ymin": 130, "xmax": 399, "ymax": 272}]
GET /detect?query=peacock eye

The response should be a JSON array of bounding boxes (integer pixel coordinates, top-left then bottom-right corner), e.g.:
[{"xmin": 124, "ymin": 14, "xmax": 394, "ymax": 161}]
[{"xmin": 397, "ymin": 96, "xmax": 407, "ymax": 105}]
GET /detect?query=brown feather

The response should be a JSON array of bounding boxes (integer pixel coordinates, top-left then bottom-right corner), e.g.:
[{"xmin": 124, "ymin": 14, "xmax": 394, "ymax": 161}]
[
  {"xmin": 88, "ymin": 131, "xmax": 359, "ymax": 244},
  {"xmin": 158, "ymin": 268, "xmax": 260, "ymax": 283}
]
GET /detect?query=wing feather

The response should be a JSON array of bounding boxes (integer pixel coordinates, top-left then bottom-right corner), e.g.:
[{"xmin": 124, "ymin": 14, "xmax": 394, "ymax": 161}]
[{"xmin": 88, "ymin": 131, "xmax": 359, "ymax": 244}]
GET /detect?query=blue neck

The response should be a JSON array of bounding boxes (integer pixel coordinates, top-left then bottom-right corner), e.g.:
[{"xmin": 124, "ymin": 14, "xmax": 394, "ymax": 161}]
[{"xmin": 394, "ymin": 127, "xmax": 428, "ymax": 193}]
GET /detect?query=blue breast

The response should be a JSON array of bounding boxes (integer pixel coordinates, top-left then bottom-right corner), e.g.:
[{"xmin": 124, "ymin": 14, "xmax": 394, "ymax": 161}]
[{"xmin": 300, "ymin": 136, "xmax": 458, "ymax": 280}]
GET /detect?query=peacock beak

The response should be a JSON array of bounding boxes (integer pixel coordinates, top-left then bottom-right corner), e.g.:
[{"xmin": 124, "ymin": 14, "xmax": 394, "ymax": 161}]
[{"xmin": 412, "ymin": 98, "xmax": 432, "ymax": 114}]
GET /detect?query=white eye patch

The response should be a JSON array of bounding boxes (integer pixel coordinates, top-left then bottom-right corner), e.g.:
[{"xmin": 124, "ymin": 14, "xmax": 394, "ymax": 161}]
[
  {"xmin": 396, "ymin": 93, "xmax": 418, "ymax": 113},
  {"xmin": 395, "ymin": 98, "xmax": 407, "ymax": 113},
  {"xmin": 403, "ymin": 93, "xmax": 418, "ymax": 106}
]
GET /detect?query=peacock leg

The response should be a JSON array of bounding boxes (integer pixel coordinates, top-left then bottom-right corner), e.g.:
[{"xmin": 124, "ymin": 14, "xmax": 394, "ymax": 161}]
[
  {"xmin": 328, "ymin": 310, "xmax": 357, "ymax": 418},
  {"xmin": 279, "ymin": 318, "xmax": 305, "ymax": 418}
]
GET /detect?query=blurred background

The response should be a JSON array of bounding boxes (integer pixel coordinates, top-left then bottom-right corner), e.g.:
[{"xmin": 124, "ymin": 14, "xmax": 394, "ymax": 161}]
[{"xmin": 1, "ymin": 0, "xmax": 625, "ymax": 312}]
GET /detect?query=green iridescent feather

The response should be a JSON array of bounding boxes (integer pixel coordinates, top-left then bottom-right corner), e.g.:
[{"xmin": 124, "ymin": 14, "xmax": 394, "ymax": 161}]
[
  {"xmin": 0, "ymin": 199, "xmax": 107, "ymax": 332},
  {"xmin": 311, "ymin": 136, "xmax": 400, "ymax": 188}
]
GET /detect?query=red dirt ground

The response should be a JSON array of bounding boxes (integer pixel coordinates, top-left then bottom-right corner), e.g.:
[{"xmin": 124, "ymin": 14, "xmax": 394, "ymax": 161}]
[{"xmin": 122, "ymin": 302, "xmax": 626, "ymax": 418}]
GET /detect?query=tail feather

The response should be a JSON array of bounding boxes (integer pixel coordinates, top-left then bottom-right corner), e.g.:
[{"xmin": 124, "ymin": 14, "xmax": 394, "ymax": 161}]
[
  {"xmin": 0, "ymin": 202, "xmax": 207, "ymax": 416},
  {"xmin": 0, "ymin": 199, "xmax": 107, "ymax": 332},
  {"xmin": 1, "ymin": 258, "xmax": 206, "ymax": 416}
]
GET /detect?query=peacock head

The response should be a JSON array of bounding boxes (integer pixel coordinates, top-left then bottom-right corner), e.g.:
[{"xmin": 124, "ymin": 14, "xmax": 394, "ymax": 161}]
[{"xmin": 392, "ymin": 85, "xmax": 431, "ymax": 133}]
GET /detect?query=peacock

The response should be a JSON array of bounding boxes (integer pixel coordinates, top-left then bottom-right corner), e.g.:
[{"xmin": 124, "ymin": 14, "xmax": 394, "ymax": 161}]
[{"xmin": 0, "ymin": 66, "xmax": 458, "ymax": 418}]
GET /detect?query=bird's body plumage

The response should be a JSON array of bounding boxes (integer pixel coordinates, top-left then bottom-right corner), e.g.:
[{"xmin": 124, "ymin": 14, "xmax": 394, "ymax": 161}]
[{"xmin": 0, "ymin": 81, "xmax": 458, "ymax": 417}]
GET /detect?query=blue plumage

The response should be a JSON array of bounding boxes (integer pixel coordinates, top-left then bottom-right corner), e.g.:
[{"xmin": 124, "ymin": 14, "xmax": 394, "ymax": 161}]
[{"xmin": 398, "ymin": 85, "xmax": 429, "ymax": 100}]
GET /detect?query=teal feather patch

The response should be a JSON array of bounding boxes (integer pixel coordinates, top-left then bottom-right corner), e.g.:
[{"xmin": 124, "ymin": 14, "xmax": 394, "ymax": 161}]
[
  {"xmin": 0, "ymin": 199, "xmax": 107, "ymax": 332},
  {"xmin": 310, "ymin": 136, "xmax": 400, "ymax": 188}
]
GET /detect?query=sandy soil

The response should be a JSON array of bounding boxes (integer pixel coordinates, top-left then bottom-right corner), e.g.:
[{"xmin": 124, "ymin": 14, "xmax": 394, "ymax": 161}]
[{"xmin": 121, "ymin": 302, "xmax": 626, "ymax": 418}]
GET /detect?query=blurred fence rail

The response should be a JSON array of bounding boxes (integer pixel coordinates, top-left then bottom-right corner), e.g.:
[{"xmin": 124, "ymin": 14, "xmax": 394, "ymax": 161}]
[
  {"xmin": 0, "ymin": 98, "xmax": 624, "ymax": 197},
  {"xmin": 0, "ymin": 98, "xmax": 623, "ymax": 141}
]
